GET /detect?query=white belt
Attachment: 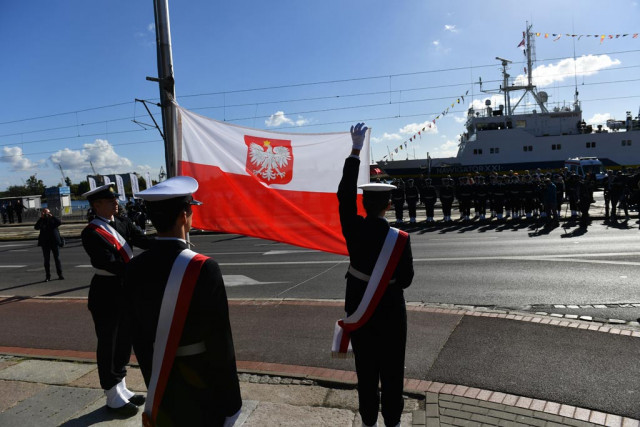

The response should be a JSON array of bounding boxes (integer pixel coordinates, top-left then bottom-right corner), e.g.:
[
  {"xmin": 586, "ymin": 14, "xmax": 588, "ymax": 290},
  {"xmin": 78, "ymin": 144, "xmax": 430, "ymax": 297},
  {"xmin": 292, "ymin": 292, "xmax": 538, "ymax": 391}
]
[
  {"xmin": 94, "ymin": 269, "xmax": 116, "ymax": 277},
  {"xmin": 348, "ymin": 265, "xmax": 396, "ymax": 285},
  {"xmin": 175, "ymin": 341, "xmax": 206, "ymax": 357}
]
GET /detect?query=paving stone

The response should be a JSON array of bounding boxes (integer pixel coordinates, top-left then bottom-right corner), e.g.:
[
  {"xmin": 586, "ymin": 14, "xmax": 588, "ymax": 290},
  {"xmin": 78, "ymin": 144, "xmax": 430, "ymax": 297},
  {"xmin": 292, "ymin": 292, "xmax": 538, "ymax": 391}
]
[
  {"xmin": 240, "ymin": 382, "xmax": 329, "ymax": 408},
  {"xmin": 324, "ymin": 387, "xmax": 359, "ymax": 411},
  {"xmin": 426, "ymin": 403, "xmax": 439, "ymax": 417},
  {"xmin": 469, "ymin": 413, "xmax": 500, "ymax": 424},
  {"xmin": 487, "ymin": 409, "xmax": 517, "ymax": 421},
  {"xmin": 413, "ymin": 409, "xmax": 426, "ymax": 425},
  {"xmin": 440, "ymin": 408, "xmax": 472, "ymax": 419},
  {"xmin": 0, "ymin": 380, "xmax": 47, "ymax": 413},
  {"xmin": 427, "ymin": 392, "xmax": 438, "ymax": 404},
  {"xmin": 0, "ymin": 385, "xmax": 103, "ymax": 426},
  {"xmin": 0, "ymin": 360, "xmax": 95, "ymax": 386},
  {"xmin": 460, "ymin": 404, "xmax": 489, "ymax": 416},
  {"xmin": 243, "ymin": 401, "xmax": 355, "ymax": 426},
  {"xmin": 560, "ymin": 417, "xmax": 597, "ymax": 427},
  {"xmin": 440, "ymin": 400, "xmax": 463, "ymax": 410},
  {"xmin": 530, "ymin": 411, "xmax": 564, "ymax": 423}
]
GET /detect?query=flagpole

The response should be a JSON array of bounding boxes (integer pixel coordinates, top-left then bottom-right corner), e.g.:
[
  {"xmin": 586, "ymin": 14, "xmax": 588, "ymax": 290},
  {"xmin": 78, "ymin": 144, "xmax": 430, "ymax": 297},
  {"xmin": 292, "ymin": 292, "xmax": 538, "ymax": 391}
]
[{"xmin": 150, "ymin": 0, "xmax": 177, "ymax": 178}]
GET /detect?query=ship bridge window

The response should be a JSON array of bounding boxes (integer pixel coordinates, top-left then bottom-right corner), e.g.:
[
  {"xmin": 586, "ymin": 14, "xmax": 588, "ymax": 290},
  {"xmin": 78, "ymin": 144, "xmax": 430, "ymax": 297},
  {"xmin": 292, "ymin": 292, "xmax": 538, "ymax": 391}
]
[
  {"xmin": 516, "ymin": 120, "xmax": 527, "ymax": 128},
  {"xmin": 490, "ymin": 147, "xmax": 500, "ymax": 154},
  {"xmin": 552, "ymin": 144, "xmax": 562, "ymax": 150},
  {"xmin": 523, "ymin": 145, "xmax": 533, "ymax": 152},
  {"xmin": 586, "ymin": 142, "xmax": 596, "ymax": 148},
  {"xmin": 473, "ymin": 149, "xmax": 483, "ymax": 155},
  {"xmin": 622, "ymin": 140, "xmax": 632, "ymax": 146}
]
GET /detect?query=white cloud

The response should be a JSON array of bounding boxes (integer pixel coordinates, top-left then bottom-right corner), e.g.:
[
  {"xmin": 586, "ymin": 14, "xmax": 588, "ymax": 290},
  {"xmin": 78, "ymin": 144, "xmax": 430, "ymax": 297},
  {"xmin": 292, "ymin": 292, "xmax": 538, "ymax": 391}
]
[
  {"xmin": 265, "ymin": 111, "xmax": 308, "ymax": 127},
  {"xmin": 514, "ymin": 54, "xmax": 621, "ymax": 87},
  {"xmin": 49, "ymin": 139, "xmax": 133, "ymax": 175},
  {"xmin": 371, "ymin": 132, "xmax": 402, "ymax": 143},
  {"xmin": 454, "ymin": 114, "xmax": 467, "ymax": 124},
  {"xmin": 0, "ymin": 146, "xmax": 40, "ymax": 171},
  {"xmin": 587, "ymin": 113, "xmax": 611, "ymax": 125},
  {"xmin": 147, "ymin": 23, "xmax": 155, "ymax": 32},
  {"xmin": 430, "ymin": 140, "xmax": 459, "ymax": 158},
  {"xmin": 432, "ymin": 40, "xmax": 440, "ymax": 46},
  {"xmin": 444, "ymin": 25, "xmax": 457, "ymax": 33},
  {"xmin": 399, "ymin": 120, "xmax": 438, "ymax": 136}
]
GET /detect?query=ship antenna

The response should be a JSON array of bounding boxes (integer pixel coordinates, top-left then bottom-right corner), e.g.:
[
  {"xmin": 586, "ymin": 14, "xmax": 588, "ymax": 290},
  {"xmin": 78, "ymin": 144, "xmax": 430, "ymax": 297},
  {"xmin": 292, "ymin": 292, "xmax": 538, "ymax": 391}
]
[{"xmin": 572, "ymin": 21, "xmax": 580, "ymax": 109}]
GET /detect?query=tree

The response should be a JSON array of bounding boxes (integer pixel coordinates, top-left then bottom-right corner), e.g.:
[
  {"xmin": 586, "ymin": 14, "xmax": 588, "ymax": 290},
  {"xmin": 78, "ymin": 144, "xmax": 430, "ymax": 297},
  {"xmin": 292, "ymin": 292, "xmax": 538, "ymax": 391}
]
[
  {"xmin": 25, "ymin": 175, "xmax": 45, "ymax": 195},
  {"xmin": 76, "ymin": 181, "xmax": 90, "ymax": 196},
  {"xmin": 64, "ymin": 177, "xmax": 72, "ymax": 187}
]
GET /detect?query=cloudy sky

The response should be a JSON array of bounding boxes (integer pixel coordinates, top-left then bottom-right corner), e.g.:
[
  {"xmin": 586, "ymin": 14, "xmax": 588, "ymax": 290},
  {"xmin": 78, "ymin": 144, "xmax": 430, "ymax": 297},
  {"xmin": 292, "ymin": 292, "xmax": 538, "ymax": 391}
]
[{"xmin": 1, "ymin": 0, "xmax": 639, "ymax": 189}]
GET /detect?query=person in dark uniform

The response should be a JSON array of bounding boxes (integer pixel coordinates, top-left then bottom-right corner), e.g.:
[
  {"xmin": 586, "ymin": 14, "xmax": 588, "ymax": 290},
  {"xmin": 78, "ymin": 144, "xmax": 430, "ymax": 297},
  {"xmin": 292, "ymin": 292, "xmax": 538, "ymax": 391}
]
[
  {"xmin": 14, "ymin": 199, "xmax": 24, "ymax": 223},
  {"xmin": 391, "ymin": 179, "xmax": 405, "ymax": 224},
  {"xmin": 578, "ymin": 175, "xmax": 594, "ymax": 228},
  {"xmin": 337, "ymin": 123, "xmax": 414, "ymax": 427},
  {"xmin": 439, "ymin": 177, "xmax": 455, "ymax": 222},
  {"xmin": 456, "ymin": 176, "xmax": 473, "ymax": 221},
  {"xmin": 404, "ymin": 179, "xmax": 419, "ymax": 224},
  {"xmin": 127, "ymin": 176, "xmax": 242, "ymax": 427},
  {"xmin": 1, "ymin": 202, "xmax": 7, "ymax": 224},
  {"xmin": 34, "ymin": 208, "xmax": 63, "ymax": 282},
  {"xmin": 566, "ymin": 173, "xmax": 580, "ymax": 219},
  {"xmin": 419, "ymin": 177, "xmax": 438, "ymax": 224},
  {"xmin": 554, "ymin": 175, "xmax": 565, "ymax": 219},
  {"xmin": 81, "ymin": 183, "xmax": 152, "ymax": 416}
]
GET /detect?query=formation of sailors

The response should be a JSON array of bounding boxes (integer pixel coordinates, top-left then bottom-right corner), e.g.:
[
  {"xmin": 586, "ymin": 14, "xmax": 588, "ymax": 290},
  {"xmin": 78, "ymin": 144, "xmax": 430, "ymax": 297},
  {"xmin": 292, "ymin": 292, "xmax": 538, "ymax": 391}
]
[{"xmin": 387, "ymin": 168, "xmax": 639, "ymax": 228}]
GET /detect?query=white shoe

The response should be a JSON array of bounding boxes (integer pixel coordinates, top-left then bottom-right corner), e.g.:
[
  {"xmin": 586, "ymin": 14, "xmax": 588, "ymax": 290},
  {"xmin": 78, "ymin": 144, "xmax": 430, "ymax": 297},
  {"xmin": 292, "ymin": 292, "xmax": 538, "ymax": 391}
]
[{"xmin": 105, "ymin": 382, "xmax": 130, "ymax": 409}]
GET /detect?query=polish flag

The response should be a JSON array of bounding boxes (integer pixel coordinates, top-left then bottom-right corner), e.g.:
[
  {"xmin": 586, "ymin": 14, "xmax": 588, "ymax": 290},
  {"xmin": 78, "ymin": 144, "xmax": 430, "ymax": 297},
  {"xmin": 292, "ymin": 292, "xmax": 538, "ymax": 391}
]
[{"xmin": 175, "ymin": 104, "xmax": 370, "ymax": 255}]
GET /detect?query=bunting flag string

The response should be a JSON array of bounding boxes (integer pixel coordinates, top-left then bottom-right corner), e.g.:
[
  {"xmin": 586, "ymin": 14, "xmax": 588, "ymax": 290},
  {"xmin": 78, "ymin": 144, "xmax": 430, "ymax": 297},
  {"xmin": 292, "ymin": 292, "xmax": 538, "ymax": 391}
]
[
  {"xmin": 528, "ymin": 31, "xmax": 638, "ymax": 43},
  {"xmin": 381, "ymin": 89, "xmax": 470, "ymax": 161}
]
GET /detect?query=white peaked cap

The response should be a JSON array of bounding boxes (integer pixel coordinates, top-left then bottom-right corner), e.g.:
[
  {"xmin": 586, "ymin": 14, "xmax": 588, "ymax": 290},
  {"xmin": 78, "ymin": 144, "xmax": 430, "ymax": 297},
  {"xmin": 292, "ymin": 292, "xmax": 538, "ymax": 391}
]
[
  {"xmin": 358, "ymin": 183, "xmax": 397, "ymax": 192},
  {"xmin": 136, "ymin": 176, "xmax": 202, "ymax": 204}
]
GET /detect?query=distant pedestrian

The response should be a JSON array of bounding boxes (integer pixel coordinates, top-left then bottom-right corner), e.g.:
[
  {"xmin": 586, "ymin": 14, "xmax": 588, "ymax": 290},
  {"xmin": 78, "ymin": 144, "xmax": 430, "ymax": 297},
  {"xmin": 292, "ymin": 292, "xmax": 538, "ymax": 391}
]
[
  {"xmin": 6, "ymin": 201, "xmax": 14, "ymax": 223},
  {"xmin": 1, "ymin": 203, "xmax": 7, "ymax": 224},
  {"xmin": 542, "ymin": 178, "xmax": 558, "ymax": 224},
  {"xmin": 14, "ymin": 199, "xmax": 24, "ymax": 223},
  {"xmin": 34, "ymin": 209, "xmax": 64, "ymax": 282}
]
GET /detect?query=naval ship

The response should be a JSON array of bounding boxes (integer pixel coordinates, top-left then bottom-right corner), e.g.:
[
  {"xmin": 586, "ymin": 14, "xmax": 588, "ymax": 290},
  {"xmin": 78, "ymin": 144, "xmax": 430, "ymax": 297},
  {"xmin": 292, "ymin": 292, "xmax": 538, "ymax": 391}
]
[{"xmin": 378, "ymin": 25, "xmax": 640, "ymax": 179}]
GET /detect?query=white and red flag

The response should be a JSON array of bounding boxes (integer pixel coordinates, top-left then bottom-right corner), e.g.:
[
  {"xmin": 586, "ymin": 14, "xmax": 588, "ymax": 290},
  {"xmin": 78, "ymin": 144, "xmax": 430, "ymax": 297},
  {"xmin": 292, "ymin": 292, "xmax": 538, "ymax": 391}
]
[{"xmin": 175, "ymin": 104, "xmax": 370, "ymax": 255}]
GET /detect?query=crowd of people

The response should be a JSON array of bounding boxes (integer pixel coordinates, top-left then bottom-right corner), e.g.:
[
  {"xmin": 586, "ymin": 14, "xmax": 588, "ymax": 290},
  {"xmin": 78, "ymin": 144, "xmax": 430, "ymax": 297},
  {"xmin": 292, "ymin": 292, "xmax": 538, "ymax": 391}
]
[
  {"xmin": 387, "ymin": 168, "xmax": 640, "ymax": 229},
  {"xmin": 1, "ymin": 199, "xmax": 24, "ymax": 224}
]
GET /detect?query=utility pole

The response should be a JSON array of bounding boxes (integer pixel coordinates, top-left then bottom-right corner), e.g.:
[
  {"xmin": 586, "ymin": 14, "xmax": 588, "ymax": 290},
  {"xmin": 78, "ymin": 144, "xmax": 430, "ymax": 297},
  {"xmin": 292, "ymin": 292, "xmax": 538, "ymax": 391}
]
[{"xmin": 149, "ymin": 0, "xmax": 177, "ymax": 178}]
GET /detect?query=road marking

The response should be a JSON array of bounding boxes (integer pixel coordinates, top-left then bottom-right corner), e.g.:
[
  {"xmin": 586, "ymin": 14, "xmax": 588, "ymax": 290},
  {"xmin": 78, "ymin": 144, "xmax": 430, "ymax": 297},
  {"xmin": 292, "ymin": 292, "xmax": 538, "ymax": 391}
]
[
  {"xmin": 9, "ymin": 249, "xmax": 29, "ymax": 252},
  {"xmin": 263, "ymin": 250, "xmax": 319, "ymax": 255},
  {"xmin": 76, "ymin": 265, "xmax": 92, "ymax": 268},
  {"xmin": 0, "ymin": 243, "xmax": 29, "ymax": 248},
  {"xmin": 0, "ymin": 265, "xmax": 27, "ymax": 268},
  {"xmin": 202, "ymin": 251, "xmax": 266, "ymax": 255},
  {"xmin": 223, "ymin": 275, "xmax": 287, "ymax": 287}
]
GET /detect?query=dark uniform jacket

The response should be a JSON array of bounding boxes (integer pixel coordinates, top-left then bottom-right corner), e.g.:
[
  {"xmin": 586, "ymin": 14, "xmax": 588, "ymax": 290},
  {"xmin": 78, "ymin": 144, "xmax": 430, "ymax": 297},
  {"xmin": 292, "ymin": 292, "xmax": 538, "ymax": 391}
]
[
  {"xmin": 337, "ymin": 157, "xmax": 414, "ymax": 317},
  {"xmin": 126, "ymin": 239, "xmax": 242, "ymax": 426},
  {"xmin": 81, "ymin": 215, "xmax": 152, "ymax": 311}
]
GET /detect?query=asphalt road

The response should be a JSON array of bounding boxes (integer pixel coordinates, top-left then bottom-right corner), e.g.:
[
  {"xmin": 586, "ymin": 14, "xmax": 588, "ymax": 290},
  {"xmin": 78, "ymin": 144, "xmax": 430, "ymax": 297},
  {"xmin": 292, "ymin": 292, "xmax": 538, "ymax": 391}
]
[{"xmin": 2, "ymin": 218, "xmax": 640, "ymax": 320}]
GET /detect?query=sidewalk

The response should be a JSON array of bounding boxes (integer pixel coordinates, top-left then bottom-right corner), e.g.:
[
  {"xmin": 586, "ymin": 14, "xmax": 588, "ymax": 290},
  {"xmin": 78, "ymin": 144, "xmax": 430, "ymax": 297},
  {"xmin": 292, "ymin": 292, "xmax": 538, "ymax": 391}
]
[{"xmin": 2, "ymin": 301, "xmax": 640, "ymax": 426}]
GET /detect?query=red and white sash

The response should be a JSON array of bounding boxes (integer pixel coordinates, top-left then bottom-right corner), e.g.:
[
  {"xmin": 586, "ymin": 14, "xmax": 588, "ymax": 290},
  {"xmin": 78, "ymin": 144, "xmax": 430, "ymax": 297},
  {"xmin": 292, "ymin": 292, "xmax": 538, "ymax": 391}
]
[
  {"xmin": 87, "ymin": 219, "xmax": 134, "ymax": 263},
  {"xmin": 331, "ymin": 227, "xmax": 408, "ymax": 358},
  {"xmin": 143, "ymin": 249, "xmax": 209, "ymax": 427}
]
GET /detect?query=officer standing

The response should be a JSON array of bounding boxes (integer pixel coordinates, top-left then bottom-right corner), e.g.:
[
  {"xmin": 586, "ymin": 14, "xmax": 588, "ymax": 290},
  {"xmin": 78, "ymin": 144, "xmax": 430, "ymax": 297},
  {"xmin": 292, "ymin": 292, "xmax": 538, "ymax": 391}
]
[
  {"xmin": 127, "ymin": 176, "xmax": 242, "ymax": 426},
  {"xmin": 390, "ymin": 179, "xmax": 405, "ymax": 225},
  {"xmin": 439, "ymin": 177, "xmax": 455, "ymax": 222},
  {"xmin": 336, "ymin": 123, "xmax": 414, "ymax": 427},
  {"xmin": 404, "ymin": 179, "xmax": 419, "ymax": 224},
  {"xmin": 81, "ymin": 183, "xmax": 152, "ymax": 416},
  {"xmin": 420, "ymin": 177, "xmax": 438, "ymax": 224}
]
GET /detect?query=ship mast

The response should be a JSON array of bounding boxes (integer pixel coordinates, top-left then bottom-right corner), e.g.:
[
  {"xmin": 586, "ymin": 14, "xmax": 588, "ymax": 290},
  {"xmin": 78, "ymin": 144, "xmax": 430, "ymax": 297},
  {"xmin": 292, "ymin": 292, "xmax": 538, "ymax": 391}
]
[
  {"xmin": 499, "ymin": 22, "xmax": 548, "ymax": 115},
  {"xmin": 149, "ymin": 0, "xmax": 177, "ymax": 178}
]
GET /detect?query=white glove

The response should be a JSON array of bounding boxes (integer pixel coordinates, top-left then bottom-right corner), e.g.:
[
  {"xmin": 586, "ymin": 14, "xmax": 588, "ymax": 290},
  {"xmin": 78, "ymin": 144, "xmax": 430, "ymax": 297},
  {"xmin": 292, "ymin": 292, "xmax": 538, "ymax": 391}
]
[{"xmin": 350, "ymin": 122, "xmax": 368, "ymax": 150}]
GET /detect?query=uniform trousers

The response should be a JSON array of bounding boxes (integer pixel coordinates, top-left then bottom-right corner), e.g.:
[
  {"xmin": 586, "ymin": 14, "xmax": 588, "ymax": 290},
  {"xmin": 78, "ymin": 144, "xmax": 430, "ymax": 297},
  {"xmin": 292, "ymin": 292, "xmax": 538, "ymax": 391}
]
[
  {"xmin": 424, "ymin": 201, "xmax": 435, "ymax": 218},
  {"xmin": 351, "ymin": 304, "xmax": 407, "ymax": 427},
  {"xmin": 88, "ymin": 275, "xmax": 132, "ymax": 390},
  {"xmin": 41, "ymin": 244, "xmax": 62, "ymax": 278},
  {"xmin": 393, "ymin": 202, "xmax": 404, "ymax": 221},
  {"xmin": 407, "ymin": 201, "xmax": 417, "ymax": 219}
]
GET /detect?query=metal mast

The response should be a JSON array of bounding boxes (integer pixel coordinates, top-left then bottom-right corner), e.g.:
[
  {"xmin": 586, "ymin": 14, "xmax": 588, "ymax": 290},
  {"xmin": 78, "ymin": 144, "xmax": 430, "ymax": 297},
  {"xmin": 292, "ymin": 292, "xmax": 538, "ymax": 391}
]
[{"xmin": 150, "ymin": 0, "xmax": 177, "ymax": 178}]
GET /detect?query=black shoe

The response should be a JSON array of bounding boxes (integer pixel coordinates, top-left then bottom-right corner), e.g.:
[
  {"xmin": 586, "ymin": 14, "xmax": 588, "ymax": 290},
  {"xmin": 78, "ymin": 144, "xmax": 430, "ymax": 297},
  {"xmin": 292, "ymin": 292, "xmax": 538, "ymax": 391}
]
[
  {"xmin": 106, "ymin": 402, "xmax": 139, "ymax": 417},
  {"xmin": 58, "ymin": 275, "xmax": 65, "ymax": 280},
  {"xmin": 128, "ymin": 394, "xmax": 146, "ymax": 406},
  {"xmin": 44, "ymin": 277, "xmax": 51, "ymax": 282}
]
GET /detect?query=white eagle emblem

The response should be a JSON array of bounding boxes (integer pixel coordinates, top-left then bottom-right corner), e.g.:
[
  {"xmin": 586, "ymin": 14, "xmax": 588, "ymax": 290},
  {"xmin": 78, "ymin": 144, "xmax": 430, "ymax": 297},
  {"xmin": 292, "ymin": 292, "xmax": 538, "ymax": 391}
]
[{"xmin": 248, "ymin": 141, "xmax": 292, "ymax": 181}]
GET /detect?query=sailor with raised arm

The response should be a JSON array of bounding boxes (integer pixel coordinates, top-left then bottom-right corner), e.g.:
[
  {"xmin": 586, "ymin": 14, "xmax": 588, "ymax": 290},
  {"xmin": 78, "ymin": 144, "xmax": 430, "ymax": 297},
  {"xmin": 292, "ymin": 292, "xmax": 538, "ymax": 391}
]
[
  {"xmin": 81, "ymin": 183, "xmax": 153, "ymax": 416},
  {"xmin": 334, "ymin": 123, "xmax": 414, "ymax": 427},
  {"xmin": 126, "ymin": 176, "xmax": 242, "ymax": 427}
]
